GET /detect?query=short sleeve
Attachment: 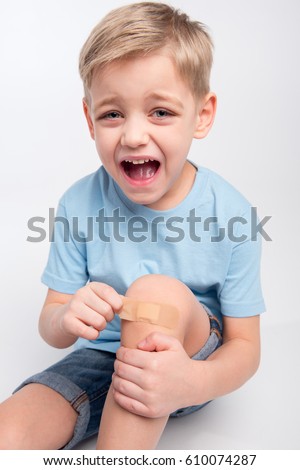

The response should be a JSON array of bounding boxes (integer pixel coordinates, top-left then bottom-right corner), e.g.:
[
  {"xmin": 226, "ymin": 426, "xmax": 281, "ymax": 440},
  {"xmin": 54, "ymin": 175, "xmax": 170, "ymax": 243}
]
[
  {"xmin": 219, "ymin": 207, "xmax": 266, "ymax": 317},
  {"xmin": 41, "ymin": 201, "xmax": 89, "ymax": 294}
]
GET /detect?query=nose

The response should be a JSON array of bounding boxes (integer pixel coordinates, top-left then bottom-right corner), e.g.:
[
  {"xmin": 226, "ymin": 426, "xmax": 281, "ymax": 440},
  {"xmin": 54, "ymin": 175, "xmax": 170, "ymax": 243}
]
[{"xmin": 120, "ymin": 115, "xmax": 149, "ymax": 148}]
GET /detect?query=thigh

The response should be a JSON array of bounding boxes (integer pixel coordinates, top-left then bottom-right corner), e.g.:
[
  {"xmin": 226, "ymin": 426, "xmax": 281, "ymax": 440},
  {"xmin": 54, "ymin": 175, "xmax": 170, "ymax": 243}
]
[
  {"xmin": 0, "ymin": 383, "xmax": 77, "ymax": 449},
  {"xmin": 10, "ymin": 348, "xmax": 116, "ymax": 449}
]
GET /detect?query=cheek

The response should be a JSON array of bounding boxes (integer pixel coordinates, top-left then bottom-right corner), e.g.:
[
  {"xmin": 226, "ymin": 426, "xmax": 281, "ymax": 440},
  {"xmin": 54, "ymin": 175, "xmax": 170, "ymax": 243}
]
[
  {"xmin": 166, "ymin": 134, "xmax": 192, "ymax": 161},
  {"xmin": 94, "ymin": 131, "xmax": 115, "ymax": 157}
]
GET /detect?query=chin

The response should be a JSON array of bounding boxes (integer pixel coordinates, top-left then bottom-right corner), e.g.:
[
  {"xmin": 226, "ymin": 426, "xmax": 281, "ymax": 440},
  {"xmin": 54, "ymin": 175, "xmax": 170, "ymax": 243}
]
[{"xmin": 124, "ymin": 190, "xmax": 162, "ymax": 207}]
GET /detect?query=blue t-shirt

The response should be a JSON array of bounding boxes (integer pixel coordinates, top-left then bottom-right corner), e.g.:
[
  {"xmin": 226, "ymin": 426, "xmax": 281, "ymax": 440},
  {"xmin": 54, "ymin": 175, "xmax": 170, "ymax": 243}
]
[{"xmin": 42, "ymin": 164, "xmax": 265, "ymax": 353}]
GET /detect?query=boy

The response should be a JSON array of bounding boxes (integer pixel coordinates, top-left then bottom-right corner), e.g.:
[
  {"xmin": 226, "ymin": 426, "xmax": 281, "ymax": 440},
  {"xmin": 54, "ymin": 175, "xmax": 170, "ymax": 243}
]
[{"xmin": 0, "ymin": 2, "xmax": 265, "ymax": 449}]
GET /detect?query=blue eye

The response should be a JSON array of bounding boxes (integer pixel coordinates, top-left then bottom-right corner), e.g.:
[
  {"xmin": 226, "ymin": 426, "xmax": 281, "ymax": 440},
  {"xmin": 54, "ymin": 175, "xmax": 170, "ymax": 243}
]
[
  {"xmin": 153, "ymin": 109, "xmax": 171, "ymax": 118},
  {"xmin": 102, "ymin": 111, "xmax": 122, "ymax": 120}
]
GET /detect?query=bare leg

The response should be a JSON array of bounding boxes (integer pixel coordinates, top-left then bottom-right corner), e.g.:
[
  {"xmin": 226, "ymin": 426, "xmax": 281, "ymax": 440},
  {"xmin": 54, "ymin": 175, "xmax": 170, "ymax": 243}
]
[
  {"xmin": 97, "ymin": 274, "xmax": 210, "ymax": 450},
  {"xmin": 97, "ymin": 317, "xmax": 171, "ymax": 450},
  {"xmin": 0, "ymin": 384, "xmax": 77, "ymax": 449},
  {"xmin": 97, "ymin": 387, "xmax": 168, "ymax": 450}
]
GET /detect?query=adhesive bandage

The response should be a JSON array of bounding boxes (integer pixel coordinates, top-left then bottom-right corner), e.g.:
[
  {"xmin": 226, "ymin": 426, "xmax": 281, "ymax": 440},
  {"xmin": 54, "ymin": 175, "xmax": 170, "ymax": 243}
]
[{"xmin": 118, "ymin": 297, "xmax": 179, "ymax": 329}]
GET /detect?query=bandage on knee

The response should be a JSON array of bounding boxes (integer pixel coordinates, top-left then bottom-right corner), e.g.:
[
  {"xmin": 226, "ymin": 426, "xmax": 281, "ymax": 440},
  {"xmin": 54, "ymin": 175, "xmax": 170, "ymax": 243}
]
[{"xmin": 118, "ymin": 297, "xmax": 179, "ymax": 329}]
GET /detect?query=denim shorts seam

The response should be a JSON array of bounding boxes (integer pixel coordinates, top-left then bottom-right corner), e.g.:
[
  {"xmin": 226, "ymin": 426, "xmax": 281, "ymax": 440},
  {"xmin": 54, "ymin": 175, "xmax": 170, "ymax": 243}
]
[
  {"xmin": 13, "ymin": 370, "xmax": 91, "ymax": 449},
  {"xmin": 71, "ymin": 390, "xmax": 89, "ymax": 410}
]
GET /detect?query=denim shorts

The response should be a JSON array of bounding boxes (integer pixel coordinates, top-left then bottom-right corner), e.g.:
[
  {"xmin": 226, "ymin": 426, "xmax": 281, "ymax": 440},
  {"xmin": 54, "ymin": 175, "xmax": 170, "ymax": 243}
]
[{"xmin": 15, "ymin": 307, "xmax": 222, "ymax": 449}]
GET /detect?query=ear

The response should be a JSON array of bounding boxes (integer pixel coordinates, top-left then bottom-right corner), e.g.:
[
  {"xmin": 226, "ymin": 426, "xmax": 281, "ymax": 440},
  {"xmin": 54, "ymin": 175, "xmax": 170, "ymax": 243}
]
[
  {"xmin": 82, "ymin": 98, "xmax": 95, "ymax": 140},
  {"xmin": 194, "ymin": 93, "xmax": 217, "ymax": 140}
]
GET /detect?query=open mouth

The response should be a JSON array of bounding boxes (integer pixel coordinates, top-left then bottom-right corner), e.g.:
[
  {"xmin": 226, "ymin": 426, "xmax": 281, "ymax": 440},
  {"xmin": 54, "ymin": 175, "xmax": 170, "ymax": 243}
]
[{"xmin": 121, "ymin": 158, "xmax": 160, "ymax": 182}]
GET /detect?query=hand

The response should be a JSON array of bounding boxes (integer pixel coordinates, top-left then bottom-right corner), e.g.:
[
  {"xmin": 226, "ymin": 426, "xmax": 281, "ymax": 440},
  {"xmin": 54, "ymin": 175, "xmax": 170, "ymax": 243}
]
[
  {"xmin": 112, "ymin": 332, "xmax": 200, "ymax": 418},
  {"xmin": 59, "ymin": 282, "xmax": 123, "ymax": 341}
]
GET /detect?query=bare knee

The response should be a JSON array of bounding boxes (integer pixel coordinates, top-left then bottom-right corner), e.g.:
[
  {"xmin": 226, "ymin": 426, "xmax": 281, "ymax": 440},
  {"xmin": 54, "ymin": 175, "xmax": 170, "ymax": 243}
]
[
  {"xmin": 126, "ymin": 274, "xmax": 194, "ymax": 312},
  {"xmin": 123, "ymin": 274, "xmax": 210, "ymax": 354}
]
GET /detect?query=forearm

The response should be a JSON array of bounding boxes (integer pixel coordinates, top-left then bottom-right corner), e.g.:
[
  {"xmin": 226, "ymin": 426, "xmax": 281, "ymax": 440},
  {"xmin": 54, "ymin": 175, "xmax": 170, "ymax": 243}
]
[
  {"xmin": 191, "ymin": 337, "xmax": 260, "ymax": 405},
  {"xmin": 38, "ymin": 302, "xmax": 78, "ymax": 349}
]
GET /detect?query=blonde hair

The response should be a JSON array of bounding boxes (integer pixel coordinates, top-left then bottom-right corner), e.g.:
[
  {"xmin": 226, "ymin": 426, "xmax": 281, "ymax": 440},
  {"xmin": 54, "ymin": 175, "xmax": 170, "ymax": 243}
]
[{"xmin": 79, "ymin": 2, "xmax": 213, "ymax": 99}]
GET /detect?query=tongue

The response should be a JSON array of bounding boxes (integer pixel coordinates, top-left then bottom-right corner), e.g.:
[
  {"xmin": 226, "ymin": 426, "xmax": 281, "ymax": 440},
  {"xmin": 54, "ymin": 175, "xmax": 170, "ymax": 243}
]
[{"xmin": 126, "ymin": 161, "xmax": 158, "ymax": 180}]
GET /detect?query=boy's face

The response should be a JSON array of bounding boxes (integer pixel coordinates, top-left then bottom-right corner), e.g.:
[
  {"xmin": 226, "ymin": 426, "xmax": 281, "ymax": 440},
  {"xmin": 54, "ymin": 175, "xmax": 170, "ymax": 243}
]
[{"xmin": 84, "ymin": 51, "xmax": 215, "ymax": 209}]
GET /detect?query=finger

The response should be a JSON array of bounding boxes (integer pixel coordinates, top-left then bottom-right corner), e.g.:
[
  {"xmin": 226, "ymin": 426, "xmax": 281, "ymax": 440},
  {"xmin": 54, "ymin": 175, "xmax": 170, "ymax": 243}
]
[
  {"xmin": 89, "ymin": 282, "xmax": 123, "ymax": 312},
  {"xmin": 137, "ymin": 332, "xmax": 180, "ymax": 352},
  {"xmin": 75, "ymin": 286, "xmax": 115, "ymax": 322},
  {"xmin": 63, "ymin": 316, "xmax": 100, "ymax": 341},
  {"xmin": 112, "ymin": 373, "xmax": 145, "ymax": 403},
  {"xmin": 114, "ymin": 358, "xmax": 144, "ymax": 386},
  {"xmin": 63, "ymin": 301, "xmax": 107, "ymax": 338},
  {"xmin": 112, "ymin": 388, "xmax": 149, "ymax": 417},
  {"xmin": 72, "ymin": 302, "xmax": 107, "ymax": 331},
  {"xmin": 116, "ymin": 346, "xmax": 153, "ymax": 368},
  {"xmin": 88, "ymin": 296, "xmax": 114, "ymax": 322}
]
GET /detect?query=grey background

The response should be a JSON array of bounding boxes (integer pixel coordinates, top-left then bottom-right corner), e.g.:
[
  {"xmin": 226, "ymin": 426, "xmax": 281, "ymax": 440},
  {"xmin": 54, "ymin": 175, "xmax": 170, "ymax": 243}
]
[{"xmin": 0, "ymin": 0, "xmax": 299, "ymax": 449}]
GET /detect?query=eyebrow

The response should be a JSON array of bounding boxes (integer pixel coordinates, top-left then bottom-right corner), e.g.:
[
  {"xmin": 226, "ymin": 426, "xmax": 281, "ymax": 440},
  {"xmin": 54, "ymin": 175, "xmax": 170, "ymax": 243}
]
[
  {"xmin": 146, "ymin": 91, "xmax": 184, "ymax": 110},
  {"xmin": 93, "ymin": 95, "xmax": 120, "ymax": 113},
  {"xmin": 93, "ymin": 91, "xmax": 184, "ymax": 114}
]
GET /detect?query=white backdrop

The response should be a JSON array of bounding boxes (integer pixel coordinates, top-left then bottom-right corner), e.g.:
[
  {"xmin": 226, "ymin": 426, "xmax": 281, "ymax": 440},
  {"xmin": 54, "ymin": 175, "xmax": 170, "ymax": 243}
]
[{"xmin": 0, "ymin": 0, "xmax": 299, "ymax": 449}]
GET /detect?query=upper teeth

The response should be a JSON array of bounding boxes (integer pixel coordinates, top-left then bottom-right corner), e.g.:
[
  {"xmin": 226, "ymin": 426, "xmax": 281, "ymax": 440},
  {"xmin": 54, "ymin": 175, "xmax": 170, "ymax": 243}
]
[{"xmin": 124, "ymin": 159, "xmax": 155, "ymax": 164}]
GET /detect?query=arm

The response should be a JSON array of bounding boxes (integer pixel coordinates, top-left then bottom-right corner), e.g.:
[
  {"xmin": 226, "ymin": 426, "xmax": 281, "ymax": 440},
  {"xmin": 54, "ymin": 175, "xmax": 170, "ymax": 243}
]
[
  {"xmin": 39, "ymin": 284, "xmax": 123, "ymax": 349},
  {"xmin": 193, "ymin": 314, "xmax": 260, "ymax": 403}
]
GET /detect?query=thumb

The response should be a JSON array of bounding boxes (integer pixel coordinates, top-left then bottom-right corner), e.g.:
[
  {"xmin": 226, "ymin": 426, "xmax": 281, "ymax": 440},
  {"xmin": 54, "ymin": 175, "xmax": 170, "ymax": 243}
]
[{"xmin": 137, "ymin": 332, "xmax": 180, "ymax": 352}]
